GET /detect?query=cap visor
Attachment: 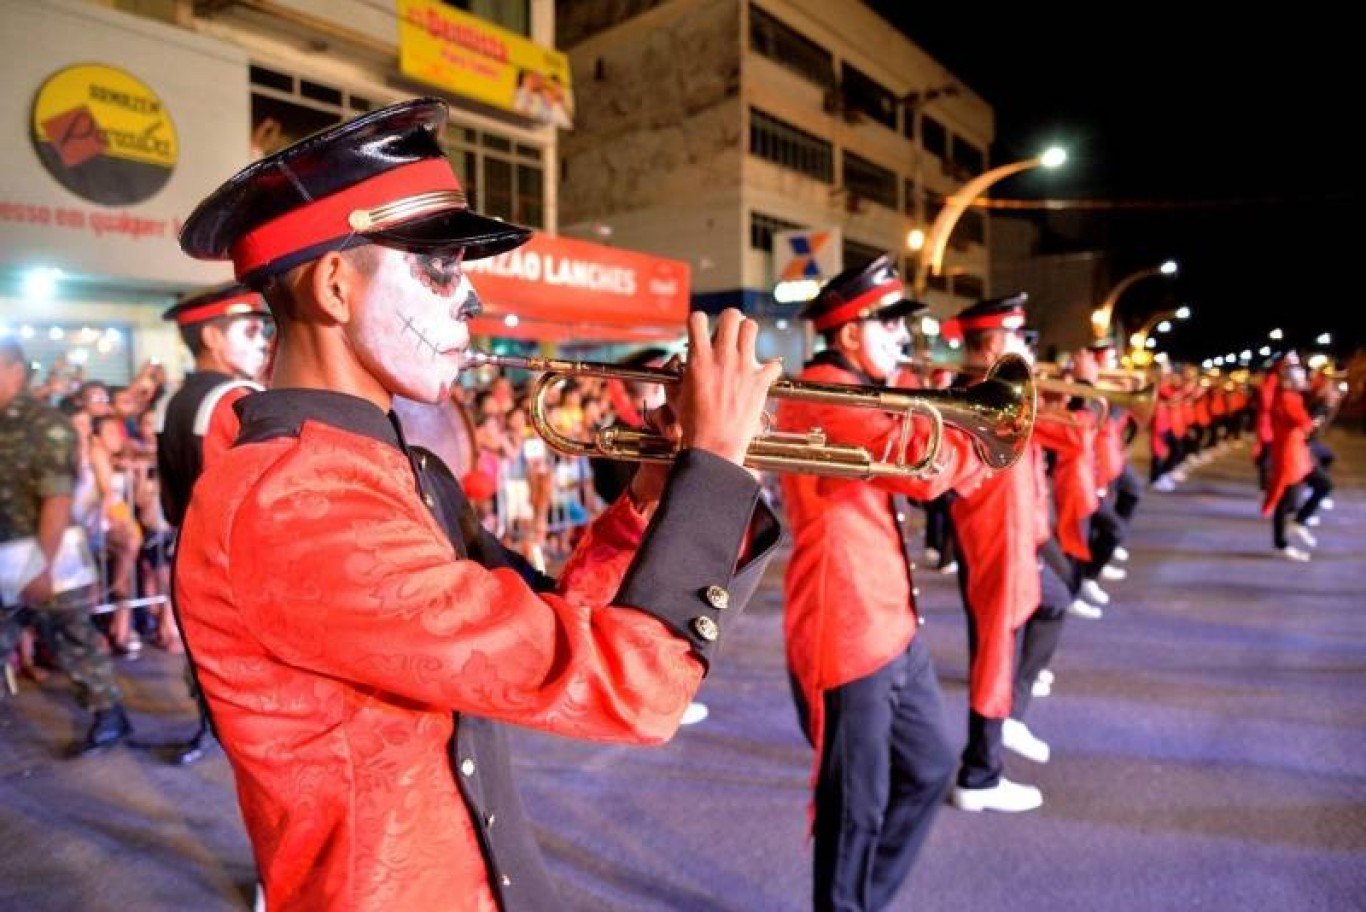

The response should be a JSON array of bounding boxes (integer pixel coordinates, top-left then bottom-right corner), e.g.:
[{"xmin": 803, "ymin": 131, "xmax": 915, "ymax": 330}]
[
  {"xmin": 871, "ymin": 298, "xmax": 928, "ymax": 322},
  {"xmin": 369, "ymin": 209, "xmax": 532, "ymax": 261}
]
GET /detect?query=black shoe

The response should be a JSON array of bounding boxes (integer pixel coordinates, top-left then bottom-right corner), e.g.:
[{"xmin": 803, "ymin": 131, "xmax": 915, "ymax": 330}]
[{"xmin": 79, "ymin": 706, "xmax": 132, "ymax": 755}]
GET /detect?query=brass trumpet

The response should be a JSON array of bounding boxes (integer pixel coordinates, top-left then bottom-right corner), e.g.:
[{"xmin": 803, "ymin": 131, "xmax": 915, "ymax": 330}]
[{"xmin": 466, "ymin": 351, "xmax": 1037, "ymax": 478}]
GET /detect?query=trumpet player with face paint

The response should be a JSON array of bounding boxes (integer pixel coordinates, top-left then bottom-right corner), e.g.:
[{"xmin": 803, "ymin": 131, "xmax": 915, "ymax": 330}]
[
  {"xmin": 775, "ymin": 256, "xmax": 996, "ymax": 912},
  {"xmin": 173, "ymin": 98, "xmax": 784, "ymax": 911}
]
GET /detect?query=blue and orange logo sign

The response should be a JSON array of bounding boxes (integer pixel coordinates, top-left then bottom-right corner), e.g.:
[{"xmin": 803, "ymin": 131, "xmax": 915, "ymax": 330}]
[{"xmin": 779, "ymin": 230, "xmax": 835, "ymax": 282}]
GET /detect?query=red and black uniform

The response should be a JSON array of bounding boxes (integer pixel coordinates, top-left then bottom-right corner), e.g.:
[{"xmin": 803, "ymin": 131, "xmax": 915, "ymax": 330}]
[
  {"xmin": 177, "ymin": 390, "xmax": 780, "ymax": 910},
  {"xmin": 778, "ymin": 350, "xmax": 986, "ymax": 909},
  {"xmin": 155, "ymin": 370, "xmax": 260, "ymax": 528},
  {"xmin": 1261, "ymin": 385, "xmax": 1331, "ymax": 546}
]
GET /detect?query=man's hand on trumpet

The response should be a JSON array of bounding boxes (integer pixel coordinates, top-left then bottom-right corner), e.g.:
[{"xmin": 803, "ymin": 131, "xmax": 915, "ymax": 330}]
[{"xmin": 629, "ymin": 310, "xmax": 781, "ymax": 508}]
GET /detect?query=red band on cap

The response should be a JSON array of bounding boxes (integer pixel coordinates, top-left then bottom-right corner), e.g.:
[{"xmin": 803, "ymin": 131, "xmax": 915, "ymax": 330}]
[
  {"xmin": 173, "ymin": 293, "xmax": 267, "ymax": 326},
  {"xmin": 957, "ymin": 311, "xmax": 1025, "ymax": 332},
  {"xmin": 812, "ymin": 276, "xmax": 903, "ymax": 332},
  {"xmin": 229, "ymin": 158, "xmax": 462, "ymax": 278}
]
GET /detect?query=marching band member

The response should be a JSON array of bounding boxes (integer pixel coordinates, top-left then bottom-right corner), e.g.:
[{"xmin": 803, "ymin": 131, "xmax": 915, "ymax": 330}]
[
  {"xmin": 942, "ymin": 294, "xmax": 1053, "ymax": 812},
  {"xmin": 1090, "ymin": 339, "xmax": 1142, "ymax": 557},
  {"xmin": 1262, "ymin": 353, "xmax": 1332, "ymax": 560},
  {"xmin": 777, "ymin": 256, "xmax": 991, "ymax": 909},
  {"xmin": 174, "ymin": 98, "xmax": 783, "ymax": 911}
]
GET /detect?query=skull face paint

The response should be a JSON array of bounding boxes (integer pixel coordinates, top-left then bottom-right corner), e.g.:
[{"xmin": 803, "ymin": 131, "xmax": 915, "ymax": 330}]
[
  {"xmin": 222, "ymin": 317, "xmax": 270, "ymax": 380},
  {"xmin": 856, "ymin": 317, "xmax": 910, "ymax": 382},
  {"xmin": 350, "ymin": 247, "xmax": 481, "ymax": 403}
]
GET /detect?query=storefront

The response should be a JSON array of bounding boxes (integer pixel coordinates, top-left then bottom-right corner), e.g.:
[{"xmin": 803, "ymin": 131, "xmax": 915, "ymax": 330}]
[{"xmin": 0, "ymin": 0, "xmax": 250, "ymax": 384}]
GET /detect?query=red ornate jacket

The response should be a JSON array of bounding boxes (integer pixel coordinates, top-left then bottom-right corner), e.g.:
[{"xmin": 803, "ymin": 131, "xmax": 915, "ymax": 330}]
[
  {"xmin": 1034, "ymin": 407, "xmax": 1098, "ymax": 561},
  {"xmin": 177, "ymin": 390, "xmax": 777, "ymax": 911},
  {"xmin": 950, "ymin": 441, "xmax": 1047, "ymax": 718},
  {"xmin": 776, "ymin": 354, "xmax": 986, "ymax": 759}
]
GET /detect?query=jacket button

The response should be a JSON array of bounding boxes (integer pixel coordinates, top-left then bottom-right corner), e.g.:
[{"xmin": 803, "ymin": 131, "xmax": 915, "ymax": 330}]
[
  {"xmin": 703, "ymin": 585, "xmax": 730, "ymax": 610},
  {"xmin": 500, "ymin": 875, "xmax": 512, "ymax": 887},
  {"xmin": 691, "ymin": 616, "xmax": 719, "ymax": 642},
  {"xmin": 460, "ymin": 758, "xmax": 475, "ymax": 776},
  {"xmin": 896, "ymin": 512, "xmax": 906, "ymax": 523}
]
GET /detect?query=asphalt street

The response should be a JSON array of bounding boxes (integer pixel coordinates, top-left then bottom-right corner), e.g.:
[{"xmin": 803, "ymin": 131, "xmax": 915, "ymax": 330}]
[{"xmin": 2, "ymin": 430, "xmax": 1362, "ymax": 911}]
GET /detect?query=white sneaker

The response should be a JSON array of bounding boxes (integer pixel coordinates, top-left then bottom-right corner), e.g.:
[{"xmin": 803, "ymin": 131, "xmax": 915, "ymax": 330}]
[
  {"xmin": 1036, "ymin": 668, "xmax": 1055, "ymax": 686},
  {"xmin": 1277, "ymin": 546, "xmax": 1311, "ymax": 563},
  {"xmin": 951, "ymin": 777, "xmax": 1043, "ymax": 813},
  {"xmin": 1303, "ymin": 515, "xmax": 1321, "ymax": 528},
  {"xmin": 1171, "ymin": 468, "xmax": 1188, "ymax": 483},
  {"xmin": 1289, "ymin": 523, "xmax": 1318, "ymax": 548},
  {"xmin": 1080, "ymin": 579, "xmax": 1111, "ymax": 606},
  {"xmin": 1031, "ymin": 679, "xmax": 1052, "ymax": 698},
  {"xmin": 1152, "ymin": 476, "xmax": 1176, "ymax": 492},
  {"xmin": 1113, "ymin": 546, "xmax": 1130, "ymax": 563},
  {"xmin": 1100, "ymin": 564, "xmax": 1128, "ymax": 582},
  {"xmin": 924, "ymin": 547, "xmax": 941, "ymax": 567},
  {"xmin": 1321, "ymin": 497, "xmax": 1334, "ymax": 511},
  {"xmin": 939, "ymin": 560, "xmax": 959, "ymax": 575},
  {"xmin": 1003, "ymin": 718, "xmax": 1051, "ymax": 763},
  {"xmin": 680, "ymin": 702, "xmax": 709, "ymax": 726},
  {"xmin": 1067, "ymin": 597, "xmax": 1103, "ymax": 620}
]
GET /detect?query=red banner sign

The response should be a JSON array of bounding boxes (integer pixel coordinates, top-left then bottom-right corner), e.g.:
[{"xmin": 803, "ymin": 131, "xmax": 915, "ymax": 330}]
[{"xmin": 464, "ymin": 233, "xmax": 690, "ymax": 342}]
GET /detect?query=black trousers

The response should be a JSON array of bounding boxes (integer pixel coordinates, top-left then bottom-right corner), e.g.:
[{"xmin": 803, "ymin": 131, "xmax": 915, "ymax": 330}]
[
  {"xmin": 798, "ymin": 637, "xmax": 956, "ymax": 912},
  {"xmin": 1112, "ymin": 463, "xmax": 1143, "ymax": 523},
  {"xmin": 1256, "ymin": 445, "xmax": 1272, "ymax": 491},
  {"xmin": 952, "ymin": 542, "xmax": 1008, "ymax": 791},
  {"xmin": 1077, "ymin": 505, "xmax": 1124, "ymax": 582},
  {"xmin": 1012, "ymin": 551, "xmax": 1071, "ymax": 720},
  {"xmin": 923, "ymin": 493, "xmax": 956, "ymax": 567},
  {"xmin": 1151, "ymin": 430, "xmax": 1181, "ymax": 482}
]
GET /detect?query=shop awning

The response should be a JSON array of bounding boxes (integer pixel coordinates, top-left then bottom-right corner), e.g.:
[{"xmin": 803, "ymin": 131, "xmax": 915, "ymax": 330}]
[{"xmin": 463, "ymin": 233, "xmax": 690, "ymax": 343}]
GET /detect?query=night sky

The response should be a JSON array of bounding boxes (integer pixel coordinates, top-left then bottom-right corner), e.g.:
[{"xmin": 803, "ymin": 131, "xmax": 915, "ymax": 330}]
[{"xmin": 865, "ymin": 4, "xmax": 1362, "ymax": 365}]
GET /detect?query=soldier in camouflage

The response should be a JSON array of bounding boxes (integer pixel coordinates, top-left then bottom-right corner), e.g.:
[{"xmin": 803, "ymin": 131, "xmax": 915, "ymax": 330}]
[{"xmin": 0, "ymin": 339, "xmax": 131, "ymax": 754}]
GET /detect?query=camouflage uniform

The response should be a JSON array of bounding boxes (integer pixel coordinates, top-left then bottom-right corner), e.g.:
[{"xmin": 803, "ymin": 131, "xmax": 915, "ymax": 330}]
[{"xmin": 0, "ymin": 392, "xmax": 122, "ymax": 711}]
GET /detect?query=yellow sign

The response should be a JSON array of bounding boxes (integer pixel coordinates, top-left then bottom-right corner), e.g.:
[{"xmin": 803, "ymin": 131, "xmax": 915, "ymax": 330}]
[
  {"xmin": 30, "ymin": 64, "xmax": 178, "ymax": 206},
  {"xmin": 398, "ymin": 0, "xmax": 574, "ymax": 129}
]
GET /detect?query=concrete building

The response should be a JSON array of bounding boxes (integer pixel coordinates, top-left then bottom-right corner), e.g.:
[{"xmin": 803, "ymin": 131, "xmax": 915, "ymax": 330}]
[
  {"xmin": 557, "ymin": 0, "xmax": 998, "ymax": 363},
  {"xmin": 3, "ymin": 0, "xmax": 688, "ymax": 387}
]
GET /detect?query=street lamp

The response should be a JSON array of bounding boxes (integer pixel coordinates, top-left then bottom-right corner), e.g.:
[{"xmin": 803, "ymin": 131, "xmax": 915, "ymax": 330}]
[
  {"xmin": 1127, "ymin": 304, "xmax": 1191, "ymax": 366},
  {"xmin": 911, "ymin": 146, "xmax": 1067, "ymax": 297},
  {"xmin": 1090, "ymin": 259, "xmax": 1178, "ymax": 342}
]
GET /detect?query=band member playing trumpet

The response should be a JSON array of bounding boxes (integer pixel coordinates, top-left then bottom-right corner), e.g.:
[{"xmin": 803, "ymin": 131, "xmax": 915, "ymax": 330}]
[
  {"xmin": 777, "ymin": 256, "xmax": 993, "ymax": 911},
  {"xmin": 943, "ymin": 294, "xmax": 1061, "ymax": 812},
  {"xmin": 174, "ymin": 98, "xmax": 783, "ymax": 911}
]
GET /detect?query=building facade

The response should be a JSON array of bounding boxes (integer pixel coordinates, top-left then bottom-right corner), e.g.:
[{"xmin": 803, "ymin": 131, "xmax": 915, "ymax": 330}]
[
  {"xmin": 3, "ymin": 0, "xmax": 688, "ymax": 387},
  {"xmin": 557, "ymin": 0, "xmax": 998, "ymax": 363}
]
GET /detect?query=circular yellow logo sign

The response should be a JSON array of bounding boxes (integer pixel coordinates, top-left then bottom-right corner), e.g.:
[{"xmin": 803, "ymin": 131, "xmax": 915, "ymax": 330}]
[{"xmin": 31, "ymin": 64, "xmax": 178, "ymax": 206}]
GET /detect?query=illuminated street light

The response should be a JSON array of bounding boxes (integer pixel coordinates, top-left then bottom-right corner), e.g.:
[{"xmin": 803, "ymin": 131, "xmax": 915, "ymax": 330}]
[
  {"xmin": 1269, "ymin": 328, "xmax": 1283, "ymax": 340},
  {"xmin": 1175, "ymin": 306, "xmax": 1191, "ymax": 320},
  {"xmin": 906, "ymin": 228, "xmax": 926, "ymax": 251},
  {"xmin": 1156, "ymin": 320, "xmax": 1172, "ymax": 333},
  {"xmin": 1316, "ymin": 332, "xmax": 1332, "ymax": 345},
  {"xmin": 1091, "ymin": 259, "xmax": 1180, "ymax": 341},
  {"xmin": 913, "ymin": 145, "xmax": 1066, "ymax": 297},
  {"xmin": 1259, "ymin": 346, "xmax": 1272, "ymax": 357}
]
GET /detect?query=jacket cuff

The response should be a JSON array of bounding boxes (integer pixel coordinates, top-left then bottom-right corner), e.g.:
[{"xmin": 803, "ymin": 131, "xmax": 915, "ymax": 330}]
[{"xmin": 615, "ymin": 449, "xmax": 778, "ymax": 672}]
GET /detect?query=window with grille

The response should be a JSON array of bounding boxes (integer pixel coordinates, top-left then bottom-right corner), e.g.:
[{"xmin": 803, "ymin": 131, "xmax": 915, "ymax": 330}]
[
  {"xmin": 248, "ymin": 65, "xmax": 546, "ymax": 229},
  {"xmin": 842, "ymin": 152, "xmax": 898, "ymax": 211},
  {"xmin": 749, "ymin": 5, "xmax": 835, "ymax": 88},
  {"xmin": 750, "ymin": 108, "xmax": 834, "ymax": 183},
  {"xmin": 842, "ymin": 237, "xmax": 887, "ymax": 272},
  {"xmin": 840, "ymin": 63, "xmax": 897, "ymax": 130},
  {"xmin": 750, "ymin": 211, "xmax": 807, "ymax": 251},
  {"xmin": 952, "ymin": 136, "xmax": 985, "ymax": 178},
  {"xmin": 921, "ymin": 115, "xmax": 948, "ymax": 160}
]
